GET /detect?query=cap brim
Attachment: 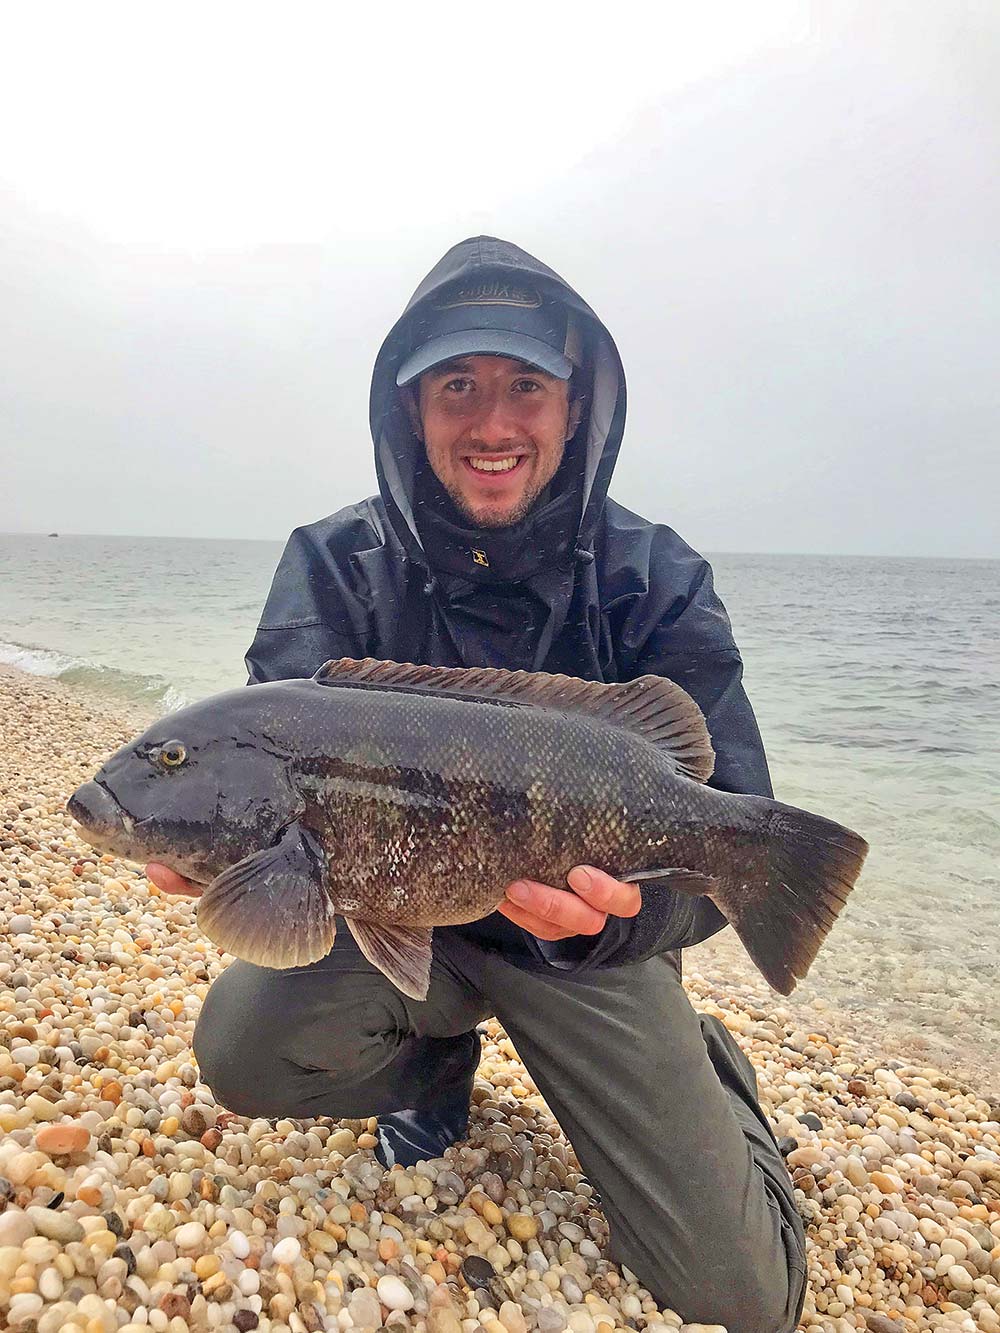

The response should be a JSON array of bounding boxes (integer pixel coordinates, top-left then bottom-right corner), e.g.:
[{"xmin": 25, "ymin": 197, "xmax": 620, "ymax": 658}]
[{"xmin": 396, "ymin": 330, "xmax": 573, "ymax": 387}]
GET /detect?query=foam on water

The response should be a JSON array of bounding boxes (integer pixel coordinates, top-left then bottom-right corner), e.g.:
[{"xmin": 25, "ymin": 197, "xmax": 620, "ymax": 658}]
[
  {"xmin": 0, "ymin": 636, "xmax": 190, "ymax": 714},
  {"xmin": 0, "ymin": 638, "xmax": 73, "ymax": 678},
  {"xmin": 0, "ymin": 532, "xmax": 280, "ymax": 714}
]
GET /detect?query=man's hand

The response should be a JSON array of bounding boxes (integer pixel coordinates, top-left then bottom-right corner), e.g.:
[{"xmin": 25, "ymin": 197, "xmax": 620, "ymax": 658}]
[
  {"xmin": 146, "ymin": 863, "xmax": 203, "ymax": 898},
  {"xmin": 144, "ymin": 861, "xmax": 643, "ymax": 937},
  {"xmin": 498, "ymin": 865, "xmax": 641, "ymax": 941}
]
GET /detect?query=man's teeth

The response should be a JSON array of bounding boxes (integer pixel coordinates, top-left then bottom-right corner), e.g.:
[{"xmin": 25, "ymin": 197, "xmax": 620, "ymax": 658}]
[{"xmin": 468, "ymin": 456, "xmax": 520, "ymax": 472}]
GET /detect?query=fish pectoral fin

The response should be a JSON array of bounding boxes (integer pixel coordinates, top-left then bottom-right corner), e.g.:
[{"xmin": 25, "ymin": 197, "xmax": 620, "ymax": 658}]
[
  {"xmin": 345, "ymin": 917, "xmax": 434, "ymax": 1002},
  {"xmin": 620, "ymin": 867, "xmax": 717, "ymax": 892},
  {"xmin": 196, "ymin": 821, "xmax": 337, "ymax": 970}
]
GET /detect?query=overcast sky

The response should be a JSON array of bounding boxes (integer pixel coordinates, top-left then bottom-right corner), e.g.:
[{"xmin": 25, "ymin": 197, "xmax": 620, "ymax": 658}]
[{"xmin": 2, "ymin": 1, "xmax": 997, "ymax": 557}]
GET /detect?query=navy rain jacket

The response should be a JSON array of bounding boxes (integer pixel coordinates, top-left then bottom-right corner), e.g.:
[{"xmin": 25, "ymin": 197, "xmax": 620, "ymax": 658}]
[{"xmin": 244, "ymin": 235, "xmax": 774, "ymax": 972}]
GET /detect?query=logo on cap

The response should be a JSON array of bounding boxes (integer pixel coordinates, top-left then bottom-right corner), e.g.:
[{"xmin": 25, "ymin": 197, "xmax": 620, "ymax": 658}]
[
  {"xmin": 435, "ymin": 281, "xmax": 542, "ymax": 311},
  {"xmin": 471, "ymin": 548, "xmax": 490, "ymax": 567}
]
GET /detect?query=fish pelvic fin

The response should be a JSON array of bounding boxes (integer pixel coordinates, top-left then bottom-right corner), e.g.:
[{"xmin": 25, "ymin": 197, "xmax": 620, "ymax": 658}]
[
  {"xmin": 312, "ymin": 657, "xmax": 715, "ymax": 783},
  {"xmin": 345, "ymin": 917, "xmax": 434, "ymax": 1001},
  {"xmin": 681, "ymin": 803, "xmax": 869, "ymax": 995},
  {"xmin": 196, "ymin": 821, "xmax": 338, "ymax": 970}
]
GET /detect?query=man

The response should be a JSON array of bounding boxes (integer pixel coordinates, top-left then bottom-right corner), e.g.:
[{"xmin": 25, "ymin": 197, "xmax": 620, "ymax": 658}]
[{"xmin": 148, "ymin": 237, "xmax": 808, "ymax": 1331}]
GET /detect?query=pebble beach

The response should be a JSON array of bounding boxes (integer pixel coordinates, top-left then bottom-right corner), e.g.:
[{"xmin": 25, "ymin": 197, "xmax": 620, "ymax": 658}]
[{"xmin": 1, "ymin": 664, "xmax": 999, "ymax": 1333}]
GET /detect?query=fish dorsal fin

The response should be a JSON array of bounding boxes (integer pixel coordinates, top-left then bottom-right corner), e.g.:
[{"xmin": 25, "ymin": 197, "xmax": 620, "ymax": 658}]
[{"xmin": 312, "ymin": 656, "xmax": 715, "ymax": 783}]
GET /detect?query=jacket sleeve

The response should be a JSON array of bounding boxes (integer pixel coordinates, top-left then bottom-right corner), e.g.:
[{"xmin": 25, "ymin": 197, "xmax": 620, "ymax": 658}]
[
  {"xmin": 244, "ymin": 526, "xmax": 367, "ymax": 684},
  {"xmin": 529, "ymin": 554, "xmax": 773, "ymax": 972},
  {"xmin": 632, "ymin": 559, "xmax": 773, "ymax": 801}
]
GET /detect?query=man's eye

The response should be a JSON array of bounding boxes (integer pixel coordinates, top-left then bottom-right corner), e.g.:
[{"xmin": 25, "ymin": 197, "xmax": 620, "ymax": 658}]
[
  {"xmin": 444, "ymin": 378, "xmax": 473, "ymax": 393},
  {"xmin": 513, "ymin": 379, "xmax": 541, "ymax": 393}
]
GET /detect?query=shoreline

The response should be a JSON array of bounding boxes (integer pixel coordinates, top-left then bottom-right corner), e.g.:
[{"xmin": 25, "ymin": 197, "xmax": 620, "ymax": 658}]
[
  {"xmin": 5, "ymin": 658, "xmax": 996, "ymax": 1105},
  {"xmin": 1, "ymin": 663, "xmax": 998, "ymax": 1332},
  {"xmin": 683, "ymin": 931, "xmax": 1000, "ymax": 1110}
]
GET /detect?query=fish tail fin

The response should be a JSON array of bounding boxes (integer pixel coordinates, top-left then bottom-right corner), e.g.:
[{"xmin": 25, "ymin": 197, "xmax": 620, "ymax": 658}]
[{"xmin": 711, "ymin": 801, "xmax": 868, "ymax": 995}]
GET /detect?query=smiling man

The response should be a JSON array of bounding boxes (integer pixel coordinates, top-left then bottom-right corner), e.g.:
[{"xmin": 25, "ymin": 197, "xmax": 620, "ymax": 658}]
[
  {"xmin": 149, "ymin": 238, "xmax": 808, "ymax": 1331},
  {"xmin": 396, "ymin": 276, "xmax": 584, "ymax": 533},
  {"xmin": 404, "ymin": 352, "xmax": 582, "ymax": 531}
]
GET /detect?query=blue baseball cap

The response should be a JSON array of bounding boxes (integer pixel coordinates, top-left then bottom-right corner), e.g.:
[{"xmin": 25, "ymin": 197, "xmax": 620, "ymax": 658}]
[{"xmin": 396, "ymin": 277, "xmax": 582, "ymax": 387}]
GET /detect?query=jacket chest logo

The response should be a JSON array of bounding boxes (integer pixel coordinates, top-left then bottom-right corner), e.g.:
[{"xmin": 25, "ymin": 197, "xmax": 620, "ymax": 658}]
[{"xmin": 471, "ymin": 548, "xmax": 490, "ymax": 567}]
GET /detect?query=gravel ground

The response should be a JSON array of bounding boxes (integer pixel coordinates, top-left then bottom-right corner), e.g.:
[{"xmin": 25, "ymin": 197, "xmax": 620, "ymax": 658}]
[{"xmin": 0, "ymin": 664, "xmax": 998, "ymax": 1333}]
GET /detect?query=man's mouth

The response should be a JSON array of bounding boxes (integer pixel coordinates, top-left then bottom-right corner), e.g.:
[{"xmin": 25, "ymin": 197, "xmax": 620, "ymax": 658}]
[{"xmin": 464, "ymin": 455, "xmax": 526, "ymax": 475}]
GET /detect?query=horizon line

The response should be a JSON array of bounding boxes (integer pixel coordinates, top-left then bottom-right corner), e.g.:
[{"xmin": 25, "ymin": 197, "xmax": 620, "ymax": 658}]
[{"xmin": 1, "ymin": 530, "xmax": 997, "ymax": 562}]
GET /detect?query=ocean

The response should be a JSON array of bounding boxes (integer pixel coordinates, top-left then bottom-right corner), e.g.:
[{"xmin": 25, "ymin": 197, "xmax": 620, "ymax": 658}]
[{"xmin": 2, "ymin": 532, "xmax": 998, "ymax": 1081}]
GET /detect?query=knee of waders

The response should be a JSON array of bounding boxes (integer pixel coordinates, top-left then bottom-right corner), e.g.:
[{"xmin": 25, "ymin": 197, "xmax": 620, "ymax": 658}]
[
  {"xmin": 643, "ymin": 1248, "xmax": 806, "ymax": 1333},
  {"xmin": 721, "ymin": 1246, "xmax": 808, "ymax": 1333},
  {"xmin": 192, "ymin": 959, "xmax": 400, "ymax": 1119},
  {"xmin": 191, "ymin": 974, "xmax": 288, "ymax": 1117}
]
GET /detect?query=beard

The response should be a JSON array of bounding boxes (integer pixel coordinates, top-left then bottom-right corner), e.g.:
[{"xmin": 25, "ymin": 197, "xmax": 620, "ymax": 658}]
[{"xmin": 443, "ymin": 476, "xmax": 548, "ymax": 529}]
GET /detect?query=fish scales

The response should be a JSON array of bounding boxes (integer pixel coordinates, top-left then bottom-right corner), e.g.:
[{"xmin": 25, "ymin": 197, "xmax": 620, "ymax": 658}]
[
  {"xmin": 280, "ymin": 684, "xmax": 723, "ymax": 925},
  {"xmin": 67, "ymin": 657, "xmax": 868, "ymax": 999}
]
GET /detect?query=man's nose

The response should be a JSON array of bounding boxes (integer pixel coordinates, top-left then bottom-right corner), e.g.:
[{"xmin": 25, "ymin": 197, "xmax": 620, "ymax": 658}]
[{"xmin": 468, "ymin": 397, "xmax": 521, "ymax": 447}]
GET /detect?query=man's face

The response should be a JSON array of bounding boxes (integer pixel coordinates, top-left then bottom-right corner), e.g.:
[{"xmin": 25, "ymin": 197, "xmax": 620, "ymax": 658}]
[{"xmin": 409, "ymin": 354, "xmax": 581, "ymax": 529}]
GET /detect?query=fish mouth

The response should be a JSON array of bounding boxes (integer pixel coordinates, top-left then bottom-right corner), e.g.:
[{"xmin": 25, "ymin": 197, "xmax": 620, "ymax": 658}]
[
  {"xmin": 67, "ymin": 779, "xmax": 138, "ymax": 854},
  {"xmin": 67, "ymin": 779, "xmax": 215, "ymax": 886}
]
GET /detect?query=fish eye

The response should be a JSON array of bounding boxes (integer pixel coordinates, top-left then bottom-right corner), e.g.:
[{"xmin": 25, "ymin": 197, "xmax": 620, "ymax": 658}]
[{"xmin": 159, "ymin": 742, "xmax": 187, "ymax": 768}]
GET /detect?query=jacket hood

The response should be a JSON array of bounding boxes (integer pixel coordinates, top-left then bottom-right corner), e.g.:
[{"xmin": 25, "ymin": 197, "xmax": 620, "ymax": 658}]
[{"xmin": 369, "ymin": 236, "xmax": 627, "ymax": 583}]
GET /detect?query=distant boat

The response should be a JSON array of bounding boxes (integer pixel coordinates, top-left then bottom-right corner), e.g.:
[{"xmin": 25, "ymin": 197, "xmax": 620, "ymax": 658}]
[{"xmin": 48, "ymin": 532, "xmax": 58, "ymax": 537}]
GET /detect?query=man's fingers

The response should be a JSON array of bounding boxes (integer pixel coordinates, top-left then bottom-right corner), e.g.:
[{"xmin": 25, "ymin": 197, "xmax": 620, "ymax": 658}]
[
  {"xmin": 566, "ymin": 865, "xmax": 642, "ymax": 917},
  {"xmin": 497, "ymin": 897, "xmax": 578, "ymax": 941},
  {"xmin": 146, "ymin": 862, "xmax": 203, "ymax": 898},
  {"xmin": 499, "ymin": 869, "xmax": 641, "ymax": 944},
  {"xmin": 504, "ymin": 880, "xmax": 607, "ymax": 935}
]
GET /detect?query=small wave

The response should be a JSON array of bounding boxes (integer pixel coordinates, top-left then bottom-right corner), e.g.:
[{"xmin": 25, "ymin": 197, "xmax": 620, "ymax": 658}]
[
  {"xmin": 0, "ymin": 638, "xmax": 189, "ymax": 715},
  {"xmin": 0, "ymin": 640, "xmax": 75, "ymax": 678}
]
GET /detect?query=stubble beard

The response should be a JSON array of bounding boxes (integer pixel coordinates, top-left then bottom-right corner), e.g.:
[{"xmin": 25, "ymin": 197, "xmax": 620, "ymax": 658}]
[
  {"xmin": 446, "ymin": 479, "xmax": 545, "ymax": 530},
  {"xmin": 445, "ymin": 440, "xmax": 568, "ymax": 530}
]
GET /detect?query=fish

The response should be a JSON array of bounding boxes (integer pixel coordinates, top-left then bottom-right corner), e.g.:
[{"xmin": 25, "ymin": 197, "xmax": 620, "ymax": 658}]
[{"xmin": 66, "ymin": 656, "xmax": 868, "ymax": 1000}]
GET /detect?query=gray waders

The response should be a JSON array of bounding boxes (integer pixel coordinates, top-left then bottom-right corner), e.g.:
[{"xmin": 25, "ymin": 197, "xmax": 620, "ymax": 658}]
[{"xmin": 194, "ymin": 930, "xmax": 808, "ymax": 1332}]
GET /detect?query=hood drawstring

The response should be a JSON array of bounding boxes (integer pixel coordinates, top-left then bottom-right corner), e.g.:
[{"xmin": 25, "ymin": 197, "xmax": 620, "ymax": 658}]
[{"xmin": 557, "ymin": 547, "xmax": 595, "ymax": 575}]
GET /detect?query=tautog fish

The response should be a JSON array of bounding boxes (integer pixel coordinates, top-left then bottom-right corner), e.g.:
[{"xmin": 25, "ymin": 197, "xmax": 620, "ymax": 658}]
[{"xmin": 67, "ymin": 657, "xmax": 868, "ymax": 1000}]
